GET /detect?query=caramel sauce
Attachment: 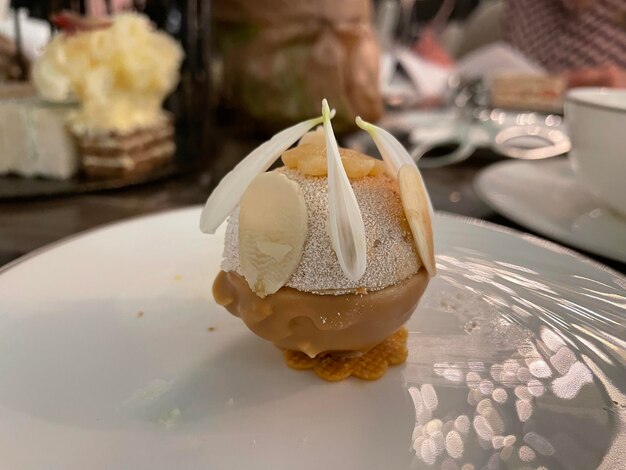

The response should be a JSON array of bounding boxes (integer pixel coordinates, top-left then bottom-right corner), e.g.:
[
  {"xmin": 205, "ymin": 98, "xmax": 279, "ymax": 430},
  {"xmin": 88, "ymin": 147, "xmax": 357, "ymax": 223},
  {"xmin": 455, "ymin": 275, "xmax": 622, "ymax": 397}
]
[{"xmin": 213, "ymin": 270, "xmax": 429, "ymax": 358}]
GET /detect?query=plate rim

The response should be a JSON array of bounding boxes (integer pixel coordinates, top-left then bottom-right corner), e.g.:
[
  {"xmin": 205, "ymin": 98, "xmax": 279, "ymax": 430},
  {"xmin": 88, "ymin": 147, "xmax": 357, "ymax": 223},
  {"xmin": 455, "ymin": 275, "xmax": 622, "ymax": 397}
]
[
  {"xmin": 2, "ymin": 206, "xmax": 624, "ymax": 285},
  {"xmin": 474, "ymin": 158, "xmax": 626, "ymax": 264}
]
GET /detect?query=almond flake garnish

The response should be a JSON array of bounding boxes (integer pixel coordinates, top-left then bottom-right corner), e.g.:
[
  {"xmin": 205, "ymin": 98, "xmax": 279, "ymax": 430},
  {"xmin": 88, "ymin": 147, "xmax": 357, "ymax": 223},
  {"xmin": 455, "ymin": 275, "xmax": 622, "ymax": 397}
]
[
  {"xmin": 200, "ymin": 110, "xmax": 334, "ymax": 234},
  {"xmin": 238, "ymin": 172, "xmax": 308, "ymax": 297}
]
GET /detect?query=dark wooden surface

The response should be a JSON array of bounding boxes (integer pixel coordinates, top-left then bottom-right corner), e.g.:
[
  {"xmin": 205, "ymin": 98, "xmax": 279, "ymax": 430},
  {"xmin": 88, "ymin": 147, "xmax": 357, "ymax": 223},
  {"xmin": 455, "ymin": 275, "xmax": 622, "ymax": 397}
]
[{"xmin": 1, "ymin": 135, "xmax": 624, "ymax": 275}]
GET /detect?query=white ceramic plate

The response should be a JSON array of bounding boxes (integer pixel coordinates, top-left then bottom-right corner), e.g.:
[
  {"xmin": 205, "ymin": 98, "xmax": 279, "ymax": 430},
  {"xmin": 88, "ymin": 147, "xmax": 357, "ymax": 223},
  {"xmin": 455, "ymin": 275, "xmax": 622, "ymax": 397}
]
[
  {"xmin": 475, "ymin": 158, "xmax": 626, "ymax": 263},
  {"xmin": 1, "ymin": 208, "xmax": 624, "ymax": 470}
]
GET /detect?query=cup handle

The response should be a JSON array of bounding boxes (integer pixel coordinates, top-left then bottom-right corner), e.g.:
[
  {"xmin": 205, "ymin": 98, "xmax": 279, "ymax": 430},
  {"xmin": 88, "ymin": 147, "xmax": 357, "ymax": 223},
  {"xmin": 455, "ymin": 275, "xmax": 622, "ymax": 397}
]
[
  {"xmin": 493, "ymin": 126, "xmax": 571, "ymax": 160},
  {"xmin": 409, "ymin": 137, "xmax": 476, "ymax": 168}
]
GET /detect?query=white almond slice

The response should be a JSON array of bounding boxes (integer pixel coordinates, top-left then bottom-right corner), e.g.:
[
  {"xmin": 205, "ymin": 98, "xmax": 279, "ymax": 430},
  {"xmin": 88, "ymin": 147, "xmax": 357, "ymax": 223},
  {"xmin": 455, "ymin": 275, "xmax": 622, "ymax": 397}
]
[
  {"xmin": 297, "ymin": 126, "xmax": 325, "ymax": 147},
  {"xmin": 398, "ymin": 164, "xmax": 436, "ymax": 276},
  {"xmin": 200, "ymin": 111, "xmax": 335, "ymax": 235},
  {"xmin": 238, "ymin": 171, "xmax": 308, "ymax": 297},
  {"xmin": 256, "ymin": 240, "xmax": 292, "ymax": 261}
]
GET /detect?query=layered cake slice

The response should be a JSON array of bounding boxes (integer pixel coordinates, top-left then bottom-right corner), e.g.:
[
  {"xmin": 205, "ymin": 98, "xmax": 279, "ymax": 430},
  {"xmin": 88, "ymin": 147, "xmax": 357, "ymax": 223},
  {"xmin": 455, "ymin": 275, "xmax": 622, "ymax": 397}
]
[
  {"xmin": 77, "ymin": 115, "xmax": 175, "ymax": 179},
  {"xmin": 490, "ymin": 74, "xmax": 565, "ymax": 112}
]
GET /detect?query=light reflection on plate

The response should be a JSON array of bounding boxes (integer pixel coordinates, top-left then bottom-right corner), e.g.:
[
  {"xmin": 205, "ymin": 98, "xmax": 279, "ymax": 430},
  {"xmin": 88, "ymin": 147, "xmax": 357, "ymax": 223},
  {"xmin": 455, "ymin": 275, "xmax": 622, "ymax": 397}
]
[
  {"xmin": 401, "ymin": 219, "xmax": 625, "ymax": 470},
  {"xmin": 0, "ymin": 208, "xmax": 623, "ymax": 470}
]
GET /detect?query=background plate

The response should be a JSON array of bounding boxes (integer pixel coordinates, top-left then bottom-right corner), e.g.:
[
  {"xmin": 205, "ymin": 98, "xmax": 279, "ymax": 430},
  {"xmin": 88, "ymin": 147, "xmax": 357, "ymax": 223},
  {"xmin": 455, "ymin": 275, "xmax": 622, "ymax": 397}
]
[{"xmin": 475, "ymin": 158, "xmax": 626, "ymax": 263}]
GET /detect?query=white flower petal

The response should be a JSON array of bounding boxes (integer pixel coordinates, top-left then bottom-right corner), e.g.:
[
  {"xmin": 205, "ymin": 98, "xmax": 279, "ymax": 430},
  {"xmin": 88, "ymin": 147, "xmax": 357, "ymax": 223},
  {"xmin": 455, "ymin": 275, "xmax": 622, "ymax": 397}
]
[
  {"xmin": 323, "ymin": 99, "xmax": 367, "ymax": 281},
  {"xmin": 356, "ymin": 116, "xmax": 436, "ymax": 276},
  {"xmin": 199, "ymin": 113, "xmax": 333, "ymax": 234},
  {"xmin": 355, "ymin": 116, "xmax": 414, "ymax": 173}
]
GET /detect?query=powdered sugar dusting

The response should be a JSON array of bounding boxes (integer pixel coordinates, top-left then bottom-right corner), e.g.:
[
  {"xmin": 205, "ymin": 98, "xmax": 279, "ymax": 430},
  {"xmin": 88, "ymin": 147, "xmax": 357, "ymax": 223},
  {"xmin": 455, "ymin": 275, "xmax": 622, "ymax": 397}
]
[{"xmin": 221, "ymin": 168, "xmax": 420, "ymax": 294}]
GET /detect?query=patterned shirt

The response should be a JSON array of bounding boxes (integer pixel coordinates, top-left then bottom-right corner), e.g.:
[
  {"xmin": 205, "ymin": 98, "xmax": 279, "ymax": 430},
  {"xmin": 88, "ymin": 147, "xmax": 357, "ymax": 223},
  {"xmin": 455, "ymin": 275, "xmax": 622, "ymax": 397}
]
[{"xmin": 502, "ymin": 0, "xmax": 626, "ymax": 72}]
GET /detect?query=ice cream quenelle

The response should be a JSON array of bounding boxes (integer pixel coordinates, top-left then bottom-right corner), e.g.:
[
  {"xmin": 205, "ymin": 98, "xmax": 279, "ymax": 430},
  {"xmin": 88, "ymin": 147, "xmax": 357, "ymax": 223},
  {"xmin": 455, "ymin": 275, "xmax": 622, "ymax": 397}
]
[
  {"xmin": 32, "ymin": 13, "xmax": 184, "ymax": 179},
  {"xmin": 201, "ymin": 100, "xmax": 435, "ymax": 381}
]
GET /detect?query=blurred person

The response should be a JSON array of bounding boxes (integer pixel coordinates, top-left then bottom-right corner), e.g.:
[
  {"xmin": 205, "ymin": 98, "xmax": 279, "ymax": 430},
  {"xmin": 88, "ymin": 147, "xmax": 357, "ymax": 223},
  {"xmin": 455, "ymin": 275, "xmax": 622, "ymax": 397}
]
[
  {"xmin": 502, "ymin": 0, "xmax": 626, "ymax": 88},
  {"xmin": 409, "ymin": 0, "xmax": 463, "ymax": 68},
  {"xmin": 413, "ymin": 25, "xmax": 455, "ymax": 68},
  {"xmin": 410, "ymin": 0, "xmax": 626, "ymax": 89}
]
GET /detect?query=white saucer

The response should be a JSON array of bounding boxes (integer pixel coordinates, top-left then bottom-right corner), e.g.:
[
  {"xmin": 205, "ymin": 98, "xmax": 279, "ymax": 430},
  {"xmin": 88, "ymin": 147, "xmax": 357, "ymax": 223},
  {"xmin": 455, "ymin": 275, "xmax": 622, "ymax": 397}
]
[{"xmin": 475, "ymin": 158, "xmax": 626, "ymax": 263}]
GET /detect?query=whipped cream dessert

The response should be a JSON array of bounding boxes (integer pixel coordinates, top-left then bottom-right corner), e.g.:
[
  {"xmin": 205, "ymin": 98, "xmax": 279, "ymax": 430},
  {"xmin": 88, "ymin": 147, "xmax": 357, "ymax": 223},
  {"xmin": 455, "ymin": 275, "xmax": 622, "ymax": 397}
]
[
  {"xmin": 33, "ymin": 13, "xmax": 183, "ymax": 135},
  {"xmin": 32, "ymin": 13, "xmax": 183, "ymax": 178},
  {"xmin": 202, "ymin": 101, "xmax": 435, "ymax": 378}
]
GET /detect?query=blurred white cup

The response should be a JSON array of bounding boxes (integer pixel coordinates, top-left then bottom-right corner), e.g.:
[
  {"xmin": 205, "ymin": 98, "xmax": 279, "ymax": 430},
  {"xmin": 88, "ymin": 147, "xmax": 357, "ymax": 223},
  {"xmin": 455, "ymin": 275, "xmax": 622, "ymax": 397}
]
[{"xmin": 565, "ymin": 88, "xmax": 626, "ymax": 218}]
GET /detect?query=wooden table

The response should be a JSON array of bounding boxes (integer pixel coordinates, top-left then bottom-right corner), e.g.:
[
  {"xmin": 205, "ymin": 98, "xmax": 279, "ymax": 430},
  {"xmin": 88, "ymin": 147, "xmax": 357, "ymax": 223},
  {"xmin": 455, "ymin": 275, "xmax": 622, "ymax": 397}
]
[{"xmin": 1, "ymin": 136, "xmax": 624, "ymax": 275}]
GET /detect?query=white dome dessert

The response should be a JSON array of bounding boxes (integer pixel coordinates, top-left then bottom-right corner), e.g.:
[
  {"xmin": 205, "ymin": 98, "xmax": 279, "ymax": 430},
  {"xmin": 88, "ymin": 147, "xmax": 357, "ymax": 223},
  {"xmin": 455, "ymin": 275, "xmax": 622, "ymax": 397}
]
[{"xmin": 204, "ymin": 101, "xmax": 435, "ymax": 368}]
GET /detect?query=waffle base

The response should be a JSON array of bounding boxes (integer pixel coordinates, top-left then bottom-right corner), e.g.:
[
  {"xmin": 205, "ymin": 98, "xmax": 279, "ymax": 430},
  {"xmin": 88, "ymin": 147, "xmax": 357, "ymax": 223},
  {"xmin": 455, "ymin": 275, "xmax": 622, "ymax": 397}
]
[{"xmin": 283, "ymin": 328, "xmax": 408, "ymax": 382}]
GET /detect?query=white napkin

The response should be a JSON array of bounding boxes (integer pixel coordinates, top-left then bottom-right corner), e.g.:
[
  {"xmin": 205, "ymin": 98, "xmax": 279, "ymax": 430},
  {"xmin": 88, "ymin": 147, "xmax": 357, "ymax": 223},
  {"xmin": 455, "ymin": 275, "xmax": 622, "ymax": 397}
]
[
  {"xmin": 396, "ymin": 45, "xmax": 451, "ymax": 98},
  {"xmin": 381, "ymin": 45, "xmax": 452, "ymax": 100},
  {"xmin": 455, "ymin": 41, "xmax": 546, "ymax": 81},
  {"xmin": 381, "ymin": 41, "xmax": 548, "ymax": 102}
]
